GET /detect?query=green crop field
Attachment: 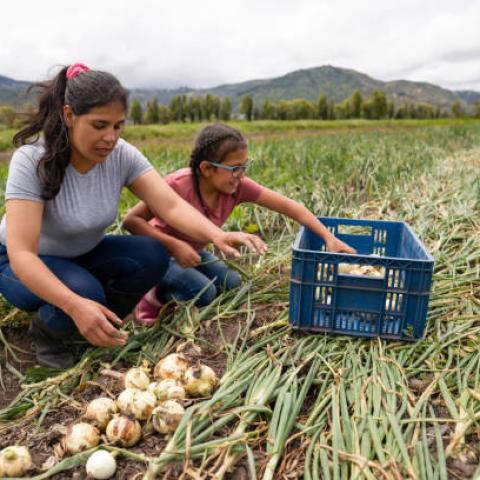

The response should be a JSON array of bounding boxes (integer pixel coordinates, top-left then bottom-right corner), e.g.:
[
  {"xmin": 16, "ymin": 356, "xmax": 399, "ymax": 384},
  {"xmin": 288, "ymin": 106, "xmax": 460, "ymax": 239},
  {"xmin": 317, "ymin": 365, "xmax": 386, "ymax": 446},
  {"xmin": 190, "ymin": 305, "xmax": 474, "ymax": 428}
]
[{"xmin": 0, "ymin": 120, "xmax": 479, "ymax": 479}]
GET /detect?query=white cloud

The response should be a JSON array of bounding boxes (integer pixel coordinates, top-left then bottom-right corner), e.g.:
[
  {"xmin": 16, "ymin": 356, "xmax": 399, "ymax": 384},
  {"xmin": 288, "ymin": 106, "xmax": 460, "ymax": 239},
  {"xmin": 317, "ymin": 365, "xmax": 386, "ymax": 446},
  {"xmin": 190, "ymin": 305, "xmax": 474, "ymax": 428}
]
[{"xmin": 1, "ymin": 0, "xmax": 479, "ymax": 91}]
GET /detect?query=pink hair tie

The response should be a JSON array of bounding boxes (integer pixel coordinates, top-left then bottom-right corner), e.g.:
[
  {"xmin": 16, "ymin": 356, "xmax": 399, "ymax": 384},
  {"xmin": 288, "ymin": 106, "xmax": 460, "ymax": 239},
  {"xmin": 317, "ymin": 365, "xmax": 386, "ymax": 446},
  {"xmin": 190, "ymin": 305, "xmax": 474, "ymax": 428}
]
[{"xmin": 66, "ymin": 63, "xmax": 90, "ymax": 80}]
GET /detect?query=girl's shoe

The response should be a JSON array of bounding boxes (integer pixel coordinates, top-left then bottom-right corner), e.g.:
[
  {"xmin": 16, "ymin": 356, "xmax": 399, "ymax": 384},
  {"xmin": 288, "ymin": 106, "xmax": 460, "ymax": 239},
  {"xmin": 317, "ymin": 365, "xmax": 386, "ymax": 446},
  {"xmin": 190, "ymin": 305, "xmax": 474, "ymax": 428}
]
[{"xmin": 134, "ymin": 287, "xmax": 163, "ymax": 326}]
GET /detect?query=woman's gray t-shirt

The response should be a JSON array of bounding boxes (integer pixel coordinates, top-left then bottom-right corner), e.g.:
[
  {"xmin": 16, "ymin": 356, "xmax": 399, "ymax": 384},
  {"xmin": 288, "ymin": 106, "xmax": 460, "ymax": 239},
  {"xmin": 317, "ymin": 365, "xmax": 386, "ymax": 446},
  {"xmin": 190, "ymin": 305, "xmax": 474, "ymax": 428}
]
[{"xmin": 0, "ymin": 138, "xmax": 153, "ymax": 257}]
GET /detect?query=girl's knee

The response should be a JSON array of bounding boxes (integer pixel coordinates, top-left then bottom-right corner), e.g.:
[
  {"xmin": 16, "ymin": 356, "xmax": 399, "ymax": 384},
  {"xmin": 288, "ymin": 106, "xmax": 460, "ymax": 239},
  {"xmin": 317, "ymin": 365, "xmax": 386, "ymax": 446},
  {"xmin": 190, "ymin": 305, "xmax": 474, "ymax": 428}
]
[
  {"xmin": 223, "ymin": 270, "xmax": 242, "ymax": 291},
  {"xmin": 196, "ymin": 283, "xmax": 218, "ymax": 307}
]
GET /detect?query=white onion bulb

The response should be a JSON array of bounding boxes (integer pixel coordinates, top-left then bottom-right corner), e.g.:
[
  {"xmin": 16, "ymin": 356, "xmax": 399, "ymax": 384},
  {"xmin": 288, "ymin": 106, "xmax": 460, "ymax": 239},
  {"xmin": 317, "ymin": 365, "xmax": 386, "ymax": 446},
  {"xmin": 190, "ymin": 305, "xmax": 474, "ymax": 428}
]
[
  {"xmin": 116, "ymin": 389, "xmax": 157, "ymax": 420},
  {"xmin": 64, "ymin": 422, "xmax": 100, "ymax": 454},
  {"xmin": 151, "ymin": 400, "xmax": 185, "ymax": 434},
  {"xmin": 106, "ymin": 415, "xmax": 142, "ymax": 447},
  {"xmin": 85, "ymin": 397, "xmax": 118, "ymax": 430},
  {"xmin": 184, "ymin": 364, "xmax": 218, "ymax": 397},
  {"xmin": 0, "ymin": 446, "xmax": 32, "ymax": 478},
  {"xmin": 124, "ymin": 367, "xmax": 150, "ymax": 390},
  {"xmin": 85, "ymin": 450, "xmax": 117, "ymax": 479},
  {"xmin": 148, "ymin": 379, "xmax": 186, "ymax": 401},
  {"xmin": 154, "ymin": 353, "xmax": 188, "ymax": 381}
]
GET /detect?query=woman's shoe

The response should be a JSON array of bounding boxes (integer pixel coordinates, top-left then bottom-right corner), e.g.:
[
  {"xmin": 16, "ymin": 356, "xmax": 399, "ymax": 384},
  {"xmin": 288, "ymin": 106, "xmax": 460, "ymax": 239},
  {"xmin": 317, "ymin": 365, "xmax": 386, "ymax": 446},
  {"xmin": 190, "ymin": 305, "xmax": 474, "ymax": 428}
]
[
  {"xmin": 134, "ymin": 287, "xmax": 163, "ymax": 327},
  {"xmin": 29, "ymin": 315, "xmax": 74, "ymax": 369}
]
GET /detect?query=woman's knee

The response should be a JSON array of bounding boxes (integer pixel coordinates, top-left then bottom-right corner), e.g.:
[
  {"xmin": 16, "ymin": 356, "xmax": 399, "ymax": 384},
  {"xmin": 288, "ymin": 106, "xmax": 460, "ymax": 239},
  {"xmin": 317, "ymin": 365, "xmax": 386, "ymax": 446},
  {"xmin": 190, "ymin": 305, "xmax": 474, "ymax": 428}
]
[
  {"xmin": 59, "ymin": 269, "xmax": 105, "ymax": 304},
  {"xmin": 135, "ymin": 237, "xmax": 171, "ymax": 279}
]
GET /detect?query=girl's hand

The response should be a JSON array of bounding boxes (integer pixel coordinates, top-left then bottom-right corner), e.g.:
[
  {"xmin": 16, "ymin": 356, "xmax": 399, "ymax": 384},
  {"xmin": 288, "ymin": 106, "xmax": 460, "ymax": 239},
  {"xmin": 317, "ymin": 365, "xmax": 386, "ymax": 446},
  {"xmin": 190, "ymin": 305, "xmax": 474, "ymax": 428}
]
[
  {"xmin": 326, "ymin": 236, "xmax": 356, "ymax": 254},
  {"xmin": 213, "ymin": 232, "xmax": 267, "ymax": 258},
  {"xmin": 65, "ymin": 298, "xmax": 128, "ymax": 347},
  {"xmin": 171, "ymin": 241, "xmax": 202, "ymax": 268}
]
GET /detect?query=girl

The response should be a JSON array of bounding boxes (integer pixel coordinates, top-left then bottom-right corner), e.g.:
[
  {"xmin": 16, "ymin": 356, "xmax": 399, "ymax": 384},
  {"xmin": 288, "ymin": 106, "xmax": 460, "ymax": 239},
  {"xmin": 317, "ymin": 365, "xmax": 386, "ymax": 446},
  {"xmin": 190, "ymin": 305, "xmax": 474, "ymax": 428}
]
[
  {"xmin": 124, "ymin": 123, "xmax": 354, "ymax": 326},
  {"xmin": 0, "ymin": 66, "xmax": 264, "ymax": 369}
]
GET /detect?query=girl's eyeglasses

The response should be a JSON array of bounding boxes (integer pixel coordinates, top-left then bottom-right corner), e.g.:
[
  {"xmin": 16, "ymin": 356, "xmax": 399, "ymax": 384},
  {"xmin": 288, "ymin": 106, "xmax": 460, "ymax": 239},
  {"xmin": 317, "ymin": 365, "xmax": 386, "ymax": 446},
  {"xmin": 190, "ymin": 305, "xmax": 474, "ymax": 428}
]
[{"xmin": 208, "ymin": 160, "xmax": 251, "ymax": 179}]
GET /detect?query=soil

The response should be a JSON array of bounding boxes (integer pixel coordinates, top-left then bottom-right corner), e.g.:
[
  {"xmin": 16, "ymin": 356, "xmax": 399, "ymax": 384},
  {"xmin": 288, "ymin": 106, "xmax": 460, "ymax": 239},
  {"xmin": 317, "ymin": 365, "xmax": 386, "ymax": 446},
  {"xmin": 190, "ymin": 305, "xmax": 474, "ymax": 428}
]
[
  {"xmin": 2, "ymin": 309, "xmax": 478, "ymax": 479},
  {"xmin": 0, "ymin": 320, "xmax": 36, "ymax": 410},
  {"xmin": 0, "ymin": 315, "xmax": 274, "ymax": 479}
]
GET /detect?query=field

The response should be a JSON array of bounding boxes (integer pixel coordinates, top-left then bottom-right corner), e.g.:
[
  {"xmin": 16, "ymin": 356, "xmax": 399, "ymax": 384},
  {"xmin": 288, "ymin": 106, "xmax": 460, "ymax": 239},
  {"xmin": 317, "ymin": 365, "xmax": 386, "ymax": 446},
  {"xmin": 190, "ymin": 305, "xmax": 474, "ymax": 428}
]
[{"xmin": 0, "ymin": 119, "xmax": 480, "ymax": 479}]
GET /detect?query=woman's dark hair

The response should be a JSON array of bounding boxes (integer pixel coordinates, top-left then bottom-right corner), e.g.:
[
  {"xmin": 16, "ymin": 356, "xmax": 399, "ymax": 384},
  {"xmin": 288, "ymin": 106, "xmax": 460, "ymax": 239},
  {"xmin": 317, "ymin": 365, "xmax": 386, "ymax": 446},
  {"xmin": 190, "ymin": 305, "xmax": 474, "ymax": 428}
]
[
  {"xmin": 189, "ymin": 123, "xmax": 247, "ymax": 216},
  {"xmin": 13, "ymin": 66, "xmax": 128, "ymax": 199}
]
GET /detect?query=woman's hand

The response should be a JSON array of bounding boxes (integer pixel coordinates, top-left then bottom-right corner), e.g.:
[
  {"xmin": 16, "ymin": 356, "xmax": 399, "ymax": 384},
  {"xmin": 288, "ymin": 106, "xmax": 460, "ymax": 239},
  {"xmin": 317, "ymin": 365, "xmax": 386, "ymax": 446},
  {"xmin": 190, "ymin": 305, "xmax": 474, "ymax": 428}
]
[
  {"xmin": 212, "ymin": 231, "xmax": 267, "ymax": 258},
  {"xmin": 170, "ymin": 240, "xmax": 202, "ymax": 268},
  {"xmin": 325, "ymin": 236, "xmax": 356, "ymax": 254},
  {"xmin": 65, "ymin": 298, "xmax": 128, "ymax": 347}
]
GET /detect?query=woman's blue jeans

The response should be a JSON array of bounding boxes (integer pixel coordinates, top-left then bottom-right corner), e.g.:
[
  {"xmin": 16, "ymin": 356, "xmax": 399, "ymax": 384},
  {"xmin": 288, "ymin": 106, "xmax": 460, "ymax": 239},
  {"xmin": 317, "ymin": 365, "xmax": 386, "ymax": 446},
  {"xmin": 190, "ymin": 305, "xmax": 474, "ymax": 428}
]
[
  {"xmin": 0, "ymin": 235, "xmax": 170, "ymax": 334},
  {"xmin": 159, "ymin": 250, "xmax": 241, "ymax": 307}
]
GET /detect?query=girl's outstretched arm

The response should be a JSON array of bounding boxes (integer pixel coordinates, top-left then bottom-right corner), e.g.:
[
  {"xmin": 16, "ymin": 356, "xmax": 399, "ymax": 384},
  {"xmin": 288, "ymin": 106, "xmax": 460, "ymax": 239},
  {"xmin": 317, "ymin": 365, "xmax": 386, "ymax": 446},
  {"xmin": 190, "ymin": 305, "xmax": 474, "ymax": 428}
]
[{"xmin": 253, "ymin": 187, "xmax": 355, "ymax": 254}]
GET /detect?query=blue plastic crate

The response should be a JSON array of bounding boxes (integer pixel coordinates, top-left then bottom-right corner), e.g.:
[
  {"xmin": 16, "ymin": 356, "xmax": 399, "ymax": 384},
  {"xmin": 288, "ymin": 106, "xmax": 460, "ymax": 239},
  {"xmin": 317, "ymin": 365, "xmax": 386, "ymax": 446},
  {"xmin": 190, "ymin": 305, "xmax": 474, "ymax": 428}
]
[{"xmin": 289, "ymin": 217, "xmax": 434, "ymax": 340}]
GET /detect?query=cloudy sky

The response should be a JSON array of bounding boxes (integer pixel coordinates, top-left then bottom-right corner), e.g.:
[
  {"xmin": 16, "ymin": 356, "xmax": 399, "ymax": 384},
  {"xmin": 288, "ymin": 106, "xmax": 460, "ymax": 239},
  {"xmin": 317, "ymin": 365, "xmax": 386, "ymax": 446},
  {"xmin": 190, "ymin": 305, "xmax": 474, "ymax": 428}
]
[{"xmin": 2, "ymin": 0, "xmax": 479, "ymax": 92}]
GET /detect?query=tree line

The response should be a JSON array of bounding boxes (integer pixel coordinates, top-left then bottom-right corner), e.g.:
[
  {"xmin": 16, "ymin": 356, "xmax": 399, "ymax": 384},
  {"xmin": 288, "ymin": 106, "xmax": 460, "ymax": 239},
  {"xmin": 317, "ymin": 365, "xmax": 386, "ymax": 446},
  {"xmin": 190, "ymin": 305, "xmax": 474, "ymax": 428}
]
[
  {"xmin": 1, "ymin": 91, "xmax": 479, "ymax": 128},
  {"xmin": 128, "ymin": 90, "xmax": 480, "ymax": 125}
]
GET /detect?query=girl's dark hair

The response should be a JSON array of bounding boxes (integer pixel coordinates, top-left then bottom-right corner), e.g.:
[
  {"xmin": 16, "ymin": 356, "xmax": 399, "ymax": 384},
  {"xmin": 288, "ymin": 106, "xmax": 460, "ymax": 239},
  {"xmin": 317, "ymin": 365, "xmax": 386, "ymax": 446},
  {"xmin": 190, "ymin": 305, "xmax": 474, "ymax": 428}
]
[
  {"xmin": 189, "ymin": 123, "xmax": 247, "ymax": 216},
  {"xmin": 13, "ymin": 66, "xmax": 128, "ymax": 200}
]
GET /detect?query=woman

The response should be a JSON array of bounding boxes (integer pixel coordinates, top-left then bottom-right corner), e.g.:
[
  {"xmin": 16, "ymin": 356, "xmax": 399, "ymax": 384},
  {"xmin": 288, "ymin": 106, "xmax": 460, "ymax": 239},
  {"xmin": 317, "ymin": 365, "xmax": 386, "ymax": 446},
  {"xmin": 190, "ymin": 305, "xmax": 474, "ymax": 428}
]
[{"xmin": 0, "ymin": 63, "xmax": 265, "ymax": 369}]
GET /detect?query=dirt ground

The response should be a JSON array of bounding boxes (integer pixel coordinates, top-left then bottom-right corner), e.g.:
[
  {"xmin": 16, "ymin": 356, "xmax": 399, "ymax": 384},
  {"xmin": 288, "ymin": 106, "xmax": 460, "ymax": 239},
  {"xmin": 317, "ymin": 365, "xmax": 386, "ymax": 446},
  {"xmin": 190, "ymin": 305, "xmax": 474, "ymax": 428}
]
[
  {"xmin": 0, "ymin": 310, "xmax": 278, "ymax": 479},
  {"xmin": 1, "ymin": 307, "xmax": 478, "ymax": 479}
]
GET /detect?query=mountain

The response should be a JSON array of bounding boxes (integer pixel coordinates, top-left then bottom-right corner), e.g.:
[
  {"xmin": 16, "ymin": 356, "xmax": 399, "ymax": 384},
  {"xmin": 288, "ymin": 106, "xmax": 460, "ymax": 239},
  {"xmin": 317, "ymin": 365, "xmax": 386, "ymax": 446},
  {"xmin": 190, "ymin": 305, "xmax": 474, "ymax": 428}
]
[
  {"xmin": 1, "ymin": 66, "xmax": 479, "ymax": 112},
  {"xmin": 190, "ymin": 66, "xmax": 465, "ymax": 110},
  {"xmin": 456, "ymin": 90, "xmax": 480, "ymax": 105},
  {"xmin": 0, "ymin": 75, "xmax": 32, "ymax": 106}
]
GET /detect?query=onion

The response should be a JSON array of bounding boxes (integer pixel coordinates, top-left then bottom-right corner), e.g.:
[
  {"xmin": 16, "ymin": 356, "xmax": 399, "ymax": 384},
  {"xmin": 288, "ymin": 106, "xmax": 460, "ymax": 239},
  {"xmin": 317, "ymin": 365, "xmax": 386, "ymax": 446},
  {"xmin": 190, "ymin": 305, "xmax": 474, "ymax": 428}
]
[
  {"xmin": 124, "ymin": 367, "xmax": 150, "ymax": 390},
  {"xmin": 64, "ymin": 422, "xmax": 100, "ymax": 454},
  {"xmin": 105, "ymin": 415, "xmax": 142, "ymax": 447},
  {"xmin": 154, "ymin": 353, "xmax": 188, "ymax": 381},
  {"xmin": 85, "ymin": 450, "xmax": 117, "ymax": 479},
  {"xmin": 116, "ymin": 389, "xmax": 157, "ymax": 420},
  {"xmin": 148, "ymin": 379, "xmax": 186, "ymax": 401},
  {"xmin": 85, "ymin": 397, "xmax": 118, "ymax": 430},
  {"xmin": 151, "ymin": 400, "xmax": 185, "ymax": 434},
  {"xmin": 183, "ymin": 364, "xmax": 218, "ymax": 397},
  {"xmin": 0, "ymin": 446, "xmax": 32, "ymax": 478}
]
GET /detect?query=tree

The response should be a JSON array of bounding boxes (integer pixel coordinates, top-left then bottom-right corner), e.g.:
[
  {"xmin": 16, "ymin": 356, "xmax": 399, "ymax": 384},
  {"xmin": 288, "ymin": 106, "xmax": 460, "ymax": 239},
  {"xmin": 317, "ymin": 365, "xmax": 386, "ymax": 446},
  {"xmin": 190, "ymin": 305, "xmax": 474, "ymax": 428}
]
[
  {"xmin": 317, "ymin": 93, "xmax": 328, "ymax": 120},
  {"xmin": 475, "ymin": 98, "xmax": 480, "ymax": 118},
  {"xmin": 261, "ymin": 100, "xmax": 277, "ymax": 119},
  {"xmin": 144, "ymin": 98, "xmax": 160, "ymax": 124},
  {"xmin": 158, "ymin": 105, "xmax": 170, "ymax": 124},
  {"xmin": 451, "ymin": 101, "xmax": 464, "ymax": 118},
  {"xmin": 169, "ymin": 96, "xmax": 182, "ymax": 122},
  {"xmin": 220, "ymin": 97, "xmax": 232, "ymax": 121},
  {"xmin": 371, "ymin": 90, "xmax": 388, "ymax": 119},
  {"xmin": 387, "ymin": 101, "xmax": 395, "ymax": 119},
  {"xmin": 129, "ymin": 99, "xmax": 142, "ymax": 125},
  {"xmin": 350, "ymin": 90, "xmax": 363, "ymax": 118},
  {"xmin": 240, "ymin": 96, "xmax": 254, "ymax": 121}
]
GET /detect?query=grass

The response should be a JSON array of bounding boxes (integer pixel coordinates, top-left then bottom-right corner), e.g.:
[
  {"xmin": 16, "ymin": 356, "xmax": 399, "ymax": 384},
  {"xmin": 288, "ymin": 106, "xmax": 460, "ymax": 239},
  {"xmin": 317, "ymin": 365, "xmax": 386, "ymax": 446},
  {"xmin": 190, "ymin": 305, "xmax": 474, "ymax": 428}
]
[{"xmin": 0, "ymin": 121, "xmax": 480, "ymax": 478}]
